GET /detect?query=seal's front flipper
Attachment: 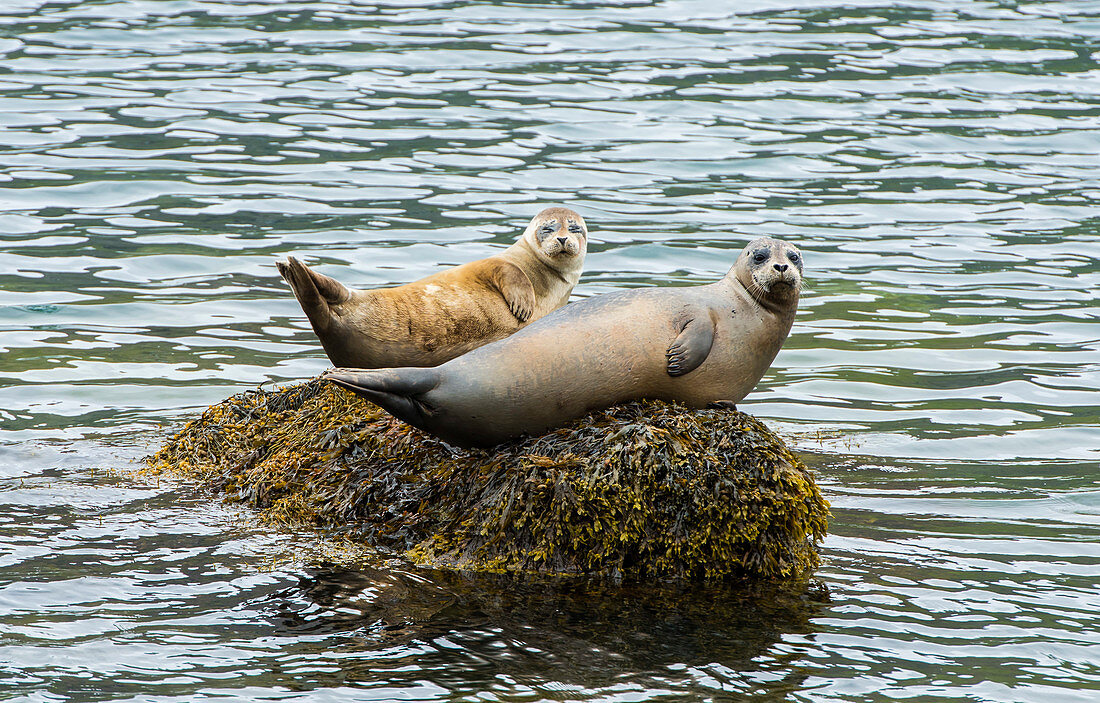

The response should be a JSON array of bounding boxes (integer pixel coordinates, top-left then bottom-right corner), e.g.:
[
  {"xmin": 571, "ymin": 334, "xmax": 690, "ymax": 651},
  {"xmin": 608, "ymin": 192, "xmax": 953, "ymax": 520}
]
[
  {"xmin": 490, "ymin": 261, "xmax": 536, "ymax": 323},
  {"xmin": 323, "ymin": 367, "xmax": 440, "ymax": 430},
  {"xmin": 666, "ymin": 313, "xmax": 715, "ymax": 377}
]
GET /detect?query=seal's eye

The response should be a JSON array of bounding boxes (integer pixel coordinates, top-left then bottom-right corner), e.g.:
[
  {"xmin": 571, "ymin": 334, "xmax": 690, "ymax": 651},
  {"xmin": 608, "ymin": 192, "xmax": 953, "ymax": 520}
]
[
  {"xmin": 539, "ymin": 223, "xmax": 558, "ymax": 237},
  {"xmin": 568, "ymin": 223, "xmax": 583, "ymax": 234},
  {"xmin": 787, "ymin": 251, "xmax": 800, "ymax": 263},
  {"xmin": 752, "ymin": 251, "xmax": 769, "ymax": 265}
]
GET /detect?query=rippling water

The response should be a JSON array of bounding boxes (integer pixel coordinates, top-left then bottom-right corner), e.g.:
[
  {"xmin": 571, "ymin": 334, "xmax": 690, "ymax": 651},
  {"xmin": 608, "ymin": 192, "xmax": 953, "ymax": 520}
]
[{"xmin": 2, "ymin": 1, "xmax": 1099, "ymax": 701}]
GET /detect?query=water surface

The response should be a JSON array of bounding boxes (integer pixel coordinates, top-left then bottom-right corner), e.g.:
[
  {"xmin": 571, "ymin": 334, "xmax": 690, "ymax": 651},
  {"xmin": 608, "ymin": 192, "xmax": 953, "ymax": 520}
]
[{"xmin": 2, "ymin": 1, "xmax": 1099, "ymax": 701}]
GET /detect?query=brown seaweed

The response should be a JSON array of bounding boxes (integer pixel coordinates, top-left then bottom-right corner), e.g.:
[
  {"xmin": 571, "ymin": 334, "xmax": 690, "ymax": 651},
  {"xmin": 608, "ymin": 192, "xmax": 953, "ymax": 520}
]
[{"xmin": 146, "ymin": 379, "xmax": 829, "ymax": 580}]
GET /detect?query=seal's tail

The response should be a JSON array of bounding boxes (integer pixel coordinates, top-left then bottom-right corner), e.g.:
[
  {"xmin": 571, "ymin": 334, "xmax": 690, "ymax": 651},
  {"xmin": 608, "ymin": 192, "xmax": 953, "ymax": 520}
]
[
  {"xmin": 275, "ymin": 256, "xmax": 351, "ymax": 330},
  {"xmin": 322, "ymin": 367, "xmax": 440, "ymax": 431}
]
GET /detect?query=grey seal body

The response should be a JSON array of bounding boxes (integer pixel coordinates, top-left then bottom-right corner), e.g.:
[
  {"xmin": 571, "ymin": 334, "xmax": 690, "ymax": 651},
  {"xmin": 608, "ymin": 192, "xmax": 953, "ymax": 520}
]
[{"xmin": 325, "ymin": 237, "xmax": 803, "ymax": 447}]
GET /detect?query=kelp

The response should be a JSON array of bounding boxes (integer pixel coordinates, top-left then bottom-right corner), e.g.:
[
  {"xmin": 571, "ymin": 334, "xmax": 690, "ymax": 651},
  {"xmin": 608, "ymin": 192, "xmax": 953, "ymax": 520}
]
[{"xmin": 147, "ymin": 378, "xmax": 829, "ymax": 580}]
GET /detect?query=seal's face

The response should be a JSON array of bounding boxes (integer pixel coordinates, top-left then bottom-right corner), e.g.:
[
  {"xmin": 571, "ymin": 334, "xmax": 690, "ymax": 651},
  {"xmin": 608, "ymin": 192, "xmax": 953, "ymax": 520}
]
[
  {"xmin": 734, "ymin": 237, "xmax": 803, "ymax": 308},
  {"xmin": 523, "ymin": 207, "xmax": 588, "ymax": 268}
]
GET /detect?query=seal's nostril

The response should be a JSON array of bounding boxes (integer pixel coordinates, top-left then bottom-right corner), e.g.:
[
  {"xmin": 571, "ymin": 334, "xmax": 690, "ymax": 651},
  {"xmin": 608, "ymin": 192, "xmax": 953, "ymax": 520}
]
[
  {"xmin": 557, "ymin": 237, "xmax": 567, "ymax": 245},
  {"xmin": 774, "ymin": 263, "xmax": 788, "ymax": 272}
]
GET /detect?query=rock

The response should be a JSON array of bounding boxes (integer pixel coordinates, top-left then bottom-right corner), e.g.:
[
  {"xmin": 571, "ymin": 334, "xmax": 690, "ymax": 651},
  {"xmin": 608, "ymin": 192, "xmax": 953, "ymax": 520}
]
[{"xmin": 147, "ymin": 378, "xmax": 829, "ymax": 580}]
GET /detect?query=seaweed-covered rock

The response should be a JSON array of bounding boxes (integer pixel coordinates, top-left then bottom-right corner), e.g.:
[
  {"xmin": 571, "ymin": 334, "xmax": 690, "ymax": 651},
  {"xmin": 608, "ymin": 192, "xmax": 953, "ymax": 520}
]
[{"xmin": 147, "ymin": 379, "xmax": 829, "ymax": 580}]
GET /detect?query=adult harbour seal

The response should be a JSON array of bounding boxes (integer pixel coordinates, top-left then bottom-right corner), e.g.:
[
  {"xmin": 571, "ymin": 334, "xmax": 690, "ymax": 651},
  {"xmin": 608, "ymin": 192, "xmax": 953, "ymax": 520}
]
[
  {"xmin": 324, "ymin": 237, "xmax": 803, "ymax": 447},
  {"xmin": 277, "ymin": 207, "xmax": 587, "ymax": 368}
]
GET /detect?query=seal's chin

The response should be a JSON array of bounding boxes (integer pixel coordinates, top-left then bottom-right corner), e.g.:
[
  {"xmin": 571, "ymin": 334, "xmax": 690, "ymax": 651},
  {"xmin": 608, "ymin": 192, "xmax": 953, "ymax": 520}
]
[
  {"xmin": 546, "ymin": 246, "xmax": 579, "ymax": 260},
  {"xmin": 752, "ymin": 275, "xmax": 800, "ymax": 296}
]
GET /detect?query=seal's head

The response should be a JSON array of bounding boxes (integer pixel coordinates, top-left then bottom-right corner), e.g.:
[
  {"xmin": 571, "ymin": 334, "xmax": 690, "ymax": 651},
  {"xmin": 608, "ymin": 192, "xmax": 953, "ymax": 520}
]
[
  {"xmin": 522, "ymin": 207, "xmax": 588, "ymax": 269},
  {"xmin": 732, "ymin": 237, "xmax": 803, "ymax": 311}
]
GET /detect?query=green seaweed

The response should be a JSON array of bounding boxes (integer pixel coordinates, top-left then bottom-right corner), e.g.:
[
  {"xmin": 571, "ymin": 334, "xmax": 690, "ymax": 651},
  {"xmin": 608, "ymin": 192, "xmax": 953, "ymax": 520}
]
[{"xmin": 146, "ymin": 379, "xmax": 830, "ymax": 580}]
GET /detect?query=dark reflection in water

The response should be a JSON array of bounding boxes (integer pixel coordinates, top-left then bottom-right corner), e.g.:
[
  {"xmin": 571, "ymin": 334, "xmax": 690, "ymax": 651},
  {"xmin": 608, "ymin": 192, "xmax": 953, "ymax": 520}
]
[{"xmin": 259, "ymin": 565, "xmax": 829, "ymax": 698}]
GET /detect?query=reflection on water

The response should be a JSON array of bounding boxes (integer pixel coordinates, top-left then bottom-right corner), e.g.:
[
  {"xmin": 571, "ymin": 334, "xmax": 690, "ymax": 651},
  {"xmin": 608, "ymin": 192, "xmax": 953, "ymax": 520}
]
[
  {"xmin": 1, "ymin": 0, "xmax": 1098, "ymax": 701},
  {"xmin": 261, "ymin": 567, "xmax": 828, "ymax": 697}
]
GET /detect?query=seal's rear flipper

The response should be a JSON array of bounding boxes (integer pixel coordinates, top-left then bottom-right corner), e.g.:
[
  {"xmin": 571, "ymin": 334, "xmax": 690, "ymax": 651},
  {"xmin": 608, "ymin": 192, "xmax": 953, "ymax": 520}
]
[
  {"xmin": 323, "ymin": 367, "xmax": 440, "ymax": 430},
  {"xmin": 277, "ymin": 257, "xmax": 352, "ymax": 330}
]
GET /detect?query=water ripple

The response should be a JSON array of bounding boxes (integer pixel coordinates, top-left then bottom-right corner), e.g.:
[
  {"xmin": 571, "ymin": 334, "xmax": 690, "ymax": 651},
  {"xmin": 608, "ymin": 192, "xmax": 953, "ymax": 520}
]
[{"xmin": 2, "ymin": 1, "xmax": 1099, "ymax": 701}]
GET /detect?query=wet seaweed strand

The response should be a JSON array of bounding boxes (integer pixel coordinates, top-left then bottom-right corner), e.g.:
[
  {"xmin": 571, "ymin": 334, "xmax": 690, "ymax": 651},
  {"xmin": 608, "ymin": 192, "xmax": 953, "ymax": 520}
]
[{"xmin": 146, "ymin": 379, "xmax": 830, "ymax": 581}]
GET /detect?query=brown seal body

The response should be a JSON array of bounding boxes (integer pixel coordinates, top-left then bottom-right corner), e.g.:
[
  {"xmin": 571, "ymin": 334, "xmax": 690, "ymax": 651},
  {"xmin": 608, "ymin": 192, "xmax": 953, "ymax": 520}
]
[
  {"xmin": 324, "ymin": 237, "xmax": 804, "ymax": 447},
  {"xmin": 277, "ymin": 207, "xmax": 587, "ymax": 368}
]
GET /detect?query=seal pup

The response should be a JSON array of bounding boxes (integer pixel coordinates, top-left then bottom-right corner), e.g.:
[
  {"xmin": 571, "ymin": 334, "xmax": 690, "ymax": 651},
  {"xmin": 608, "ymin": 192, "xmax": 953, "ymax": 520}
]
[
  {"xmin": 324, "ymin": 237, "xmax": 803, "ymax": 447},
  {"xmin": 276, "ymin": 207, "xmax": 587, "ymax": 368}
]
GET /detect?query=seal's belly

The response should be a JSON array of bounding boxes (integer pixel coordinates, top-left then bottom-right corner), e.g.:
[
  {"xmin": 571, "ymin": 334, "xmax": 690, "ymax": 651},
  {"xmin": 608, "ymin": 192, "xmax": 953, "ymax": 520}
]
[{"xmin": 437, "ymin": 309, "xmax": 671, "ymax": 436}]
